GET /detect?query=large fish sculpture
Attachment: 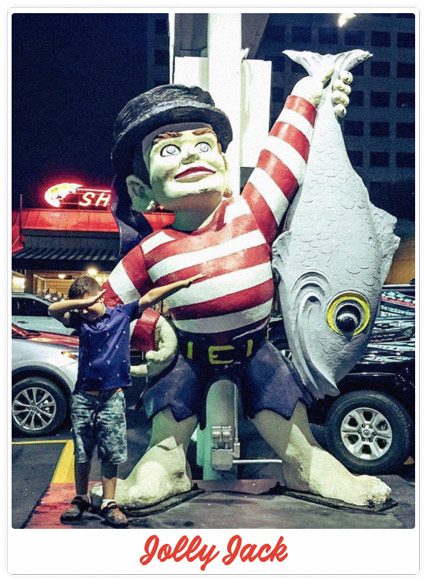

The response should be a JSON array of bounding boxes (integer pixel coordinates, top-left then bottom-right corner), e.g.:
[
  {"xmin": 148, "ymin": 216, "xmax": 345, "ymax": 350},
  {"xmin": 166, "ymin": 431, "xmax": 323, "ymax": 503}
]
[{"xmin": 272, "ymin": 49, "xmax": 400, "ymax": 398}]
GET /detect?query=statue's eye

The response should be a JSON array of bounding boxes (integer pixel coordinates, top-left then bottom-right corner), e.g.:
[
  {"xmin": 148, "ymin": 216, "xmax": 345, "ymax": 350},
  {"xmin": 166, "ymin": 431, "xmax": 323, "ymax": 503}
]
[
  {"xmin": 196, "ymin": 142, "xmax": 211, "ymax": 153},
  {"xmin": 326, "ymin": 292, "xmax": 371, "ymax": 336},
  {"xmin": 161, "ymin": 144, "xmax": 180, "ymax": 157}
]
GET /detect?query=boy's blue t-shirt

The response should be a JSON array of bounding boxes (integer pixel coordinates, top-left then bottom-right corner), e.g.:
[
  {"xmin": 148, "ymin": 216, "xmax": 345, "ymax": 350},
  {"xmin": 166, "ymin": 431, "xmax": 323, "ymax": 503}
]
[{"xmin": 70, "ymin": 301, "xmax": 139, "ymax": 392}]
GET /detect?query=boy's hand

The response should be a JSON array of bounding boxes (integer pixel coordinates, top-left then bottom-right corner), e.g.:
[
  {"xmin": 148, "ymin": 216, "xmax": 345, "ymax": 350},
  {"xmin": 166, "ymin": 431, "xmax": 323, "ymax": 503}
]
[
  {"xmin": 78, "ymin": 289, "xmax": 106, "ymax": 307},
  {"xmin": 182, "ymin": 273, "xmax": 205, "ymax": 287}
]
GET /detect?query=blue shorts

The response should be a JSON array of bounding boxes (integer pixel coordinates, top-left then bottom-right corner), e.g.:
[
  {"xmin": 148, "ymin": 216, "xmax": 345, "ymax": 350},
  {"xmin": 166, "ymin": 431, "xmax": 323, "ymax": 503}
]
[
  {"xmin": 71, "ymin": 389, "xmax": 127, "ymax": 464},
  {"xmin": 144, "ymin": 340, "xmax": 313, "ymax": 428}
]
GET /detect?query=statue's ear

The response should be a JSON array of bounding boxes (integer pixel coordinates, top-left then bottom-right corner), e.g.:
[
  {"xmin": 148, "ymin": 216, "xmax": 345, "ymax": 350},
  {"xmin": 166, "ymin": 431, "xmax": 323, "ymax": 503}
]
[{"xmin": 125, "ymin": 174, "xmax": 154, "ymax": 212}]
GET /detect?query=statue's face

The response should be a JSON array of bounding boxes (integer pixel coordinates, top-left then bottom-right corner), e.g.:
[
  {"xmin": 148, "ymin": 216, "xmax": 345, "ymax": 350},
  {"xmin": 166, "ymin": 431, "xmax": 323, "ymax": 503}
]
[{"xmin": 147, "ymin": 128, "xmax": 228, "ymax": 211}]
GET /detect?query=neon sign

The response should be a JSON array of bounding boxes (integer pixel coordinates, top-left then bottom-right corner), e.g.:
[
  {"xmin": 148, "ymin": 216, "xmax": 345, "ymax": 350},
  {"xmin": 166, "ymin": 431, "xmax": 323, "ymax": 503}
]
[{"xmin": 44, "ymin": 183, "xmax": 112, "ymax": 209}]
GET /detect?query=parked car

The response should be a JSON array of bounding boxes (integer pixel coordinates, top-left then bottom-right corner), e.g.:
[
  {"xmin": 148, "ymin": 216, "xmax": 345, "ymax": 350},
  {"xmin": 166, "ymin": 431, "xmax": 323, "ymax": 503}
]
[
  {"xmin": 12, "ymin": 324, "xmax": 79, "ymax": 437},
  {"xmin": 268, "ymin": 284, "xmax": 415, "ymax": 475},
  {"xmin": 12, "ymin": 292, "xmax": 74, "ymax": 335}
]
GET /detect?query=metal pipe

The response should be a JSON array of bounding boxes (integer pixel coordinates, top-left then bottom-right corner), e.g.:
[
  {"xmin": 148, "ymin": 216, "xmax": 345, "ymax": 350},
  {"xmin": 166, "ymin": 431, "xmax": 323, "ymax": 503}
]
[{"xmin": 232, "ymin": 459, "xmax": 283, "ymax": 465}]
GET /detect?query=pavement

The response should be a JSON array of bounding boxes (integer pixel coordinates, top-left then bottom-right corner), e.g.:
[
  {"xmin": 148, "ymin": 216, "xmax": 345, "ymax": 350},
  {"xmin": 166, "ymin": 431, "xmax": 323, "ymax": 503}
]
[{"xmin": 12, "ymin": 381, "xmax": 416, "ymax": 530}]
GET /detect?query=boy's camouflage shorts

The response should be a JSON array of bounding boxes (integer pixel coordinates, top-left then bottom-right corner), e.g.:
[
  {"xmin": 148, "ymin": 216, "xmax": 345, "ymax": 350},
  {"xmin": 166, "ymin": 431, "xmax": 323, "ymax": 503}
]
[{"xmin": 71, "ymin": 389, "xmax": 127, "ymax": 464}]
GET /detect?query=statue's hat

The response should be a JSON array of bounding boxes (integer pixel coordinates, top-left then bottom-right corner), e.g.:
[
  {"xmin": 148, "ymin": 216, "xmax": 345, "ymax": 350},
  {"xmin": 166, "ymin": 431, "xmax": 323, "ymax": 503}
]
[{"xmin": 111, "ymin": 84, "xmax": 233, "ymax": 181}]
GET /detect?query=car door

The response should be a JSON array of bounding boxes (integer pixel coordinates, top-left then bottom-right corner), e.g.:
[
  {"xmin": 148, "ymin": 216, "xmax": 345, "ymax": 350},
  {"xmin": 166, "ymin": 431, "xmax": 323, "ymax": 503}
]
[{"xmin": 12, "ymin": 296, "xmax": 71, "ymax": 334}]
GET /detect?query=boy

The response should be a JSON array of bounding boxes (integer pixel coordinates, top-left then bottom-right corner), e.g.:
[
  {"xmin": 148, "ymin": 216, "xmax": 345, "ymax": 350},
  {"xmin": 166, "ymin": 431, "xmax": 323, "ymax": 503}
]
[{"xmin": 49, "ymin": 273, "xmax": 201, "ymax": 527}]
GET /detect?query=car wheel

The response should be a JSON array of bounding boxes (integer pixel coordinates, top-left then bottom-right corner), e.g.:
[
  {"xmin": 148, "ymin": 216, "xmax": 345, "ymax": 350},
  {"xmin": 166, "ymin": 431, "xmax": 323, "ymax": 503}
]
[
  {"xmin": 12, "ymin": 377, "xmax": 68, "ymax": 437},
  {"xmin": 325, "ymin": 390, "xmax": 413, "ymax": 475}
]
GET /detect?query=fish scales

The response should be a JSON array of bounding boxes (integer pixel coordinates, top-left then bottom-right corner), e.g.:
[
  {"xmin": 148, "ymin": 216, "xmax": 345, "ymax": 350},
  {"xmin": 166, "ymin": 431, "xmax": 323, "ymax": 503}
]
[{"xmin": 272, "ymin": 50, "xmax": 400, "ymax": 398}]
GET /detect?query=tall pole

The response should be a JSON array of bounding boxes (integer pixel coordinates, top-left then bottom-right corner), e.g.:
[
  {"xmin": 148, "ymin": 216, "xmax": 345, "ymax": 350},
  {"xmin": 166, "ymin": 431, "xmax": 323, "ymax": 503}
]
[{"xmin": 207, "ymin": 14, "xmax": 242, "ymax": 195}]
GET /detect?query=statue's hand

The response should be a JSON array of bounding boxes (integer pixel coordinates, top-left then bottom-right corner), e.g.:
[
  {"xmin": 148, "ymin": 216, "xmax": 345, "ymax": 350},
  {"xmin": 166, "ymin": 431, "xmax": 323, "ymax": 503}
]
[
  {"xmin": 331, "ymin": 71, "xmax": 353, "ymax": 119},
  {"xmin": 130, "ymin": 362, "xmax": 148, "ymax": 377},
  {"xmin": 291, "ymin": 69, "xmax": 353, "ymax": 118}
]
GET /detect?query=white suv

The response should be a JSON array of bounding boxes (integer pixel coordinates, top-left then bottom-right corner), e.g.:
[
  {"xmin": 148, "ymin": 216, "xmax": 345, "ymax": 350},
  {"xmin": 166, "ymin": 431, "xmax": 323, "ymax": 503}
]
[{"xmin": 12, "ymin": 293, "xmax": 74, "ymax": 335}]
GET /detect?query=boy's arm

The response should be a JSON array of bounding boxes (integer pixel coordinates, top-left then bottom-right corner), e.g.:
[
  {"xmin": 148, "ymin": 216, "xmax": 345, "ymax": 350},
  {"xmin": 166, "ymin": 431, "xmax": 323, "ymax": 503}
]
[
  {"xmin": 48, "ymin": 291, "xmax": 105, "ymax": 325},
  {"xmin": 137, "ymin": 274, "xmax": 204, "ymax": 314}
]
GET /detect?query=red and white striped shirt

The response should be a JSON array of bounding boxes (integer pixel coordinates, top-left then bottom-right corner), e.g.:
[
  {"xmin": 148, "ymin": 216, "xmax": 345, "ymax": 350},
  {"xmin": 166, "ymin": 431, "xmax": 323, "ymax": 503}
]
[{"xmin": 104, "ymin": 95, "xmax": 316, "ymax": 344}]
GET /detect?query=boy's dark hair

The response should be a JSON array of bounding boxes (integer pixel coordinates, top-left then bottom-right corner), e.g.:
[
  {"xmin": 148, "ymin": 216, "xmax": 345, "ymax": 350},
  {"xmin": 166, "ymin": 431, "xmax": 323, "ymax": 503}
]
[{"xmin": 68, "ymin": 276, "xmax": 102, "ymax": 299}]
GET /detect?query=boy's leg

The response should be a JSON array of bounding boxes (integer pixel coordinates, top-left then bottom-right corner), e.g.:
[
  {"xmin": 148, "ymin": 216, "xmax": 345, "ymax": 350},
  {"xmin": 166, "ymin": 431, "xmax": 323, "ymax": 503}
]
[
  {"xmin": 61, "ymin": 393, "xmax": 95, "ymax": 522},
  {"xmin": 101, "ymin": 461, "xmax": 118, "ymax": 500},
  {"xmin": 75, "ymin": 461, "xmax": 91, "ymax": 496},
  {"xmin": 96, "ymin": 390, "xmax": 128, "ymax": 527}
]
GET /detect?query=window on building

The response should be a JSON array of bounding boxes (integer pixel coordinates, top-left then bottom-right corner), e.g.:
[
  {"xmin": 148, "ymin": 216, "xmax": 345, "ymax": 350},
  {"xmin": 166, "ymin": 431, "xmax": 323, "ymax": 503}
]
[
  {"xmin": 291, "ymin": 26, "xmax": 311, "ymax": 43},
  {"xmin": 271, "ymin": 87, "xmax": 284, "ymax": 103},
  {"xmin": 397, "ymin": 93, "xmax": 415, "ymax": 108},
  {"xmin": 318, "ymin": 28, "xmax": 338, "ymax": 44},
  {"xmin": 269, "ymin": 56, "xmax": 285, "ymax": 72},
  {"xmin": 265, "ymin": 25, "xmax": 285, "ymax": 41},
  {"xmin": 370, "ymin": 122, "xmax": 390, "ymax": 137},
  {"xmin": 344, "ymin": 121, "xmax": 364, "ymax": 136},
  {"xmin": 344, "ymin": 30, "xmax": 364, "ymax": 45},
  {"xmin": 370, "ymin": 152, "xmax": 390, "ymax": 167},
  {"xmin": 348, "ymin": 151, "xmax": 363, "ymax": 167},
  {"xmin": 371, "ymin": 92, "xmax": 390, "ymax": 107},
  {"xmin": 371, "ymin": 31, "xmax": 391, "ymax": 46},
  {"xmin": 397, "ymin": 33, "xmax": 415, "ymax": 48},
  {"xmin": 154, "ymin": 19, "xmax": 168, "ymax": 34},
  {"xmin": 397, "ymin": 62, "xmax": 415, "ymax": 77},
  {"xmin": 154, "ymin": 50, "xmax": 169, "ymax": 65},
  {"xmin": 396, "ymin": 152, "xmax": 415, "ymax": 167},
  {"xmin": 396, "ymin": 123, "xmax": 415, "ymax": 138},
  {"xmin": 371, "ymin": 61, "xmax": 391, "ymax": 77},
  {"xmin": 350, "ymin": 91, "xmax": 364, "ymax": 106}
]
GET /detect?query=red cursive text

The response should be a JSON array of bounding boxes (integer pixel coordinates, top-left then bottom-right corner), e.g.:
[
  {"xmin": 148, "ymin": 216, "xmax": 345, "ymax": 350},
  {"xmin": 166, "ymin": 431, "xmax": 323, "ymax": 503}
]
[{"xmin": 139, "ymin": 533, "xmax": 289, "ymax": 571}]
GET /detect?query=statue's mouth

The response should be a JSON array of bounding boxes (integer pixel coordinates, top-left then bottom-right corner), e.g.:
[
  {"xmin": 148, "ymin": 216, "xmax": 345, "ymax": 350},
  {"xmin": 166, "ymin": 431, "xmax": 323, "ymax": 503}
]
[{"xmin": 174, "ymin": 166, "xmax": 216, "ymax": 181}]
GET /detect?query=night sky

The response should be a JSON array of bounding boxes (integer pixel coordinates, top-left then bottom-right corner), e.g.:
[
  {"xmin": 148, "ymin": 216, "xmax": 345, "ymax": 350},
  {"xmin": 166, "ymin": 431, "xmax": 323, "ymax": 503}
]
[
  {"xmin": 12, "ymin": 13, "xmax": 159, "ymax": 208},
  {"xmin": 12, "ymin": 12, "xmax": 415, "ymax": 225}
]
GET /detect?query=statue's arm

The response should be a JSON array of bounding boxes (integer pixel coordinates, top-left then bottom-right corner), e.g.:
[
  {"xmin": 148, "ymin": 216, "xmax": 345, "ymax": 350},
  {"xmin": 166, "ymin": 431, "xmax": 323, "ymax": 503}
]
[
  {"xmin": 241, "ymin": 91, "xmax": 317, "ymax": 244},
  {"xmin": 103, "ymin": 242, "xmax": 154, "ymax": 348}
]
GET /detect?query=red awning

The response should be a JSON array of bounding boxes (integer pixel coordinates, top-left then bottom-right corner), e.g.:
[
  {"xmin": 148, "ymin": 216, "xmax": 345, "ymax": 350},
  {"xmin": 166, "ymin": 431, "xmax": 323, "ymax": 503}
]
[
  {"xmin": 19, "ymin": 209, "xmax": 119, "ymax": 232},
  {"xmin": 16, "ymin": 208, "xmax": 175, "ymax": 234}
]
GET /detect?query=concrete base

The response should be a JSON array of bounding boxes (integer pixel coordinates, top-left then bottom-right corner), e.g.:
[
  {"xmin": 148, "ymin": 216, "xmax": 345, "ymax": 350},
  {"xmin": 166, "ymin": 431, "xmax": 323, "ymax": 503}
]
[{"xmin": 23, "ymin": 474, "xmax": 414, "ymax": 530}]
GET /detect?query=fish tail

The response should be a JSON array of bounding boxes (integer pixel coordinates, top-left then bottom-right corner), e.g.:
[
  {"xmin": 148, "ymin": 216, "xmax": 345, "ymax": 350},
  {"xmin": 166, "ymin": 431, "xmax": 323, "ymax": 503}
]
[{"xmin": 283, "ymin": 49, "xmax": 372, "ymax": 77}]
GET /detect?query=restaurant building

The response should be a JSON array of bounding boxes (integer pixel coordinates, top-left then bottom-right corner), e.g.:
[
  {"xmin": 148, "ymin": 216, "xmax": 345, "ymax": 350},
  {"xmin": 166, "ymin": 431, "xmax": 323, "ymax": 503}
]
[{"xmin": 12, "ymin": 184, "xmax": 173, "ymax": 298}]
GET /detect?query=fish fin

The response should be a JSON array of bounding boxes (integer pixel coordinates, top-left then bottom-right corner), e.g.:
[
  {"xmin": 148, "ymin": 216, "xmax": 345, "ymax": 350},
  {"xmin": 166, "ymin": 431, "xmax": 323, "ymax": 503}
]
[
  {"xmin": 370, "ymin": 205, "xmax": 401, "ymax": 286},
  {"xmin": 283, "ymin": 49, "xmax": 372, "ymax": 77},
  {"xmin": 294, "ymin": 292, "xmax": 340, "ymax": 398},
  {"xmin": 272, "ymin": 230, "xmax": 292, "ymax": 271}
]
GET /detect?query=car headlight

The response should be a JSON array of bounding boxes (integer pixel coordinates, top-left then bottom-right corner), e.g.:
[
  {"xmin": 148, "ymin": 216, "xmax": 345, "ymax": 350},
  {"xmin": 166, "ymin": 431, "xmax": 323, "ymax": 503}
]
[{"xmin": 61, "ymin": 350, "xmax": 79, "ymax": 360}]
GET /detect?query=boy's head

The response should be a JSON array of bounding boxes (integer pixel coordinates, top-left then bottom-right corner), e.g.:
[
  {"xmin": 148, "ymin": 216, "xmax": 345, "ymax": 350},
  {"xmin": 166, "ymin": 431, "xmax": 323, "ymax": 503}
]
[{"xmin": 68, "ymin": 276, "xmax": 105, "ymax": 321}]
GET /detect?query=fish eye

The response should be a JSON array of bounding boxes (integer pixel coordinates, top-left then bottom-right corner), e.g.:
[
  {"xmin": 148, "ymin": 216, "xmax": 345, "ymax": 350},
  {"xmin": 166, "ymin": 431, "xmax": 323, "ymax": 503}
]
[
  {"xmin": 326, "ymin": 292, "xmax": 371, "ymax": 336},
  {"xmin": 196, "ymin": 142, "xmax": 211, "ymax": 153},
  {"xmin": 161, "ymin": 144, "xmax": 180, "ymax": 157}
]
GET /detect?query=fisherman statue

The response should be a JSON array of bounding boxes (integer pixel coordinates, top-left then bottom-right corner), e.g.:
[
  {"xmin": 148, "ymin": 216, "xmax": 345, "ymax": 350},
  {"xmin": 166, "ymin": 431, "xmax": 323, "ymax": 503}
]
[{"xmin": 95, "ymin": 49, "xmax": 399, "ymax": 509}]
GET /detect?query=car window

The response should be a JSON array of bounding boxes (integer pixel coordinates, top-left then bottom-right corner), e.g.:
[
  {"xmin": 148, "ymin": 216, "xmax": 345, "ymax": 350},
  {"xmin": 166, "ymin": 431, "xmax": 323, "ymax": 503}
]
[
  {"xmin": 12, "ymin": 297, "xmax": 20, "ymax": 316},
  {"xmin": 29, "ymin": 298, "xmax": 49, "ymax": 316},
  {"xmin": 12, "ymin": 297, "xmax": 49, "ymax": 317}
]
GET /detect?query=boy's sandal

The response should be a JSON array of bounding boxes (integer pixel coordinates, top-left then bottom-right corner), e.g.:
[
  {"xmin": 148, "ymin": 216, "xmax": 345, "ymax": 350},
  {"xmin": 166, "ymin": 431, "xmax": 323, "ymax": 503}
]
[
  {"xmin": 100, "ymin": 501, "xmax": 128, "ymax": 528},
  {"xmin": 60, "ymin": 496, "xmax": 91, "ymax": 522}
]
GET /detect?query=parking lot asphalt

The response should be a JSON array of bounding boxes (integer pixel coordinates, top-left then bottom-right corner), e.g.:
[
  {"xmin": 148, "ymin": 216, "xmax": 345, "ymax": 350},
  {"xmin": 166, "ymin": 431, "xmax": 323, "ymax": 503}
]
[{"xmin": 12, "ymin": 382, "xmax": 416, "ymax": 530}]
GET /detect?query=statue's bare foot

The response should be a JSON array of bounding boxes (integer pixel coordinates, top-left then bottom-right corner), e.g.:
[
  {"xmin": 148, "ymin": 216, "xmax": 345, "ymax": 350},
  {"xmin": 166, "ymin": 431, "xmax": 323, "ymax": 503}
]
[
  {"xmin": 282, "ymin": 446, "xmax": 391, "ymax": 507},
  {"xmin": 252, "ymin": 405, "xmax": 392, "ymax": 509},
  {"xmin": 91, "ymin": 436, "xmax": 191, "ymax": 509}
]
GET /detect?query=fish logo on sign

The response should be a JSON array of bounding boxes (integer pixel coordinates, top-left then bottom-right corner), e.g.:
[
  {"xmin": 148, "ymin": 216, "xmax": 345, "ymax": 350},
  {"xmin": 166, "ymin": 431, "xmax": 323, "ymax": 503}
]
[{"xmin": 44, "ymin": 183, "xmax": 111, "ymax": 208}]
